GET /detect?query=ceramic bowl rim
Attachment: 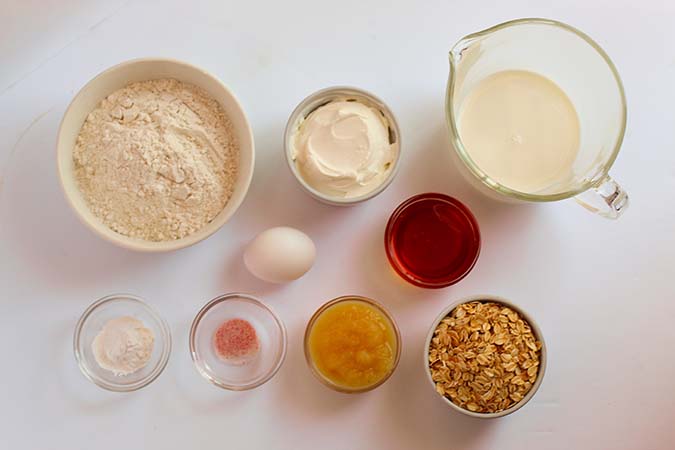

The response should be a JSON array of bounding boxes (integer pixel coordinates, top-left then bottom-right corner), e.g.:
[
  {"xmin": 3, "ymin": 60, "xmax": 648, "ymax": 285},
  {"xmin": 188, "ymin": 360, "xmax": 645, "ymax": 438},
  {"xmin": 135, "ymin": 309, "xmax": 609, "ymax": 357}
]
[
  {"xmin": 283, "ymin": 86, "xmax": 401, "ymax": 206},
  {"xmin": 56, "ymin": 57, "xmax": 255, "ymax": 252},
  {"xmin": 423, "ymin": 294, "xmax": 547, "ymax": 418}
]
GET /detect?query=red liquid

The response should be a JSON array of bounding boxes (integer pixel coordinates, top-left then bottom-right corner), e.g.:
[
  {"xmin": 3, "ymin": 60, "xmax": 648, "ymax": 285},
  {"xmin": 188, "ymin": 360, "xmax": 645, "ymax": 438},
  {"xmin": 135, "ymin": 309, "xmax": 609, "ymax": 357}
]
[{"xmin": 385, "ymin": 193, "xmax": 480, "ymax": 288}]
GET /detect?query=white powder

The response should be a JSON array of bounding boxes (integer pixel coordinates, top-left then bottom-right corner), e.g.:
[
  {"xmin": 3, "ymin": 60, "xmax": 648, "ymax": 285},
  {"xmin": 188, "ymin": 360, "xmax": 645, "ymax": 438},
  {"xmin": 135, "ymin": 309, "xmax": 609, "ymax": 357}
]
[
  {"xmin": 73, "ymin": 78, "xmax": 239, "ymax": 241},
  {"xmin": 92, "ymin": 316, "xmax": 154, "ymax": 376}
]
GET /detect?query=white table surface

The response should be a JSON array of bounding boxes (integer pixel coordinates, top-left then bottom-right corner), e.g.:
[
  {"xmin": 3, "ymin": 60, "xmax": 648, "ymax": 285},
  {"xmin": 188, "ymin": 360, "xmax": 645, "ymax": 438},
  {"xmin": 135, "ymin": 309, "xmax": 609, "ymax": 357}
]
[{"xmin": 2, "ymin": 1, "xmax": 674, "ymax": 449}]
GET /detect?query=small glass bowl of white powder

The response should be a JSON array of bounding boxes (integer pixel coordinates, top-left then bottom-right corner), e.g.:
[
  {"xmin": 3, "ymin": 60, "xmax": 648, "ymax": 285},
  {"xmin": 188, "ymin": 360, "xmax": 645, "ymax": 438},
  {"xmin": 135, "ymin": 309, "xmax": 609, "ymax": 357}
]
[{"xmin": 74, "ymin": 294, "xmax": 171, "ymax": 392}]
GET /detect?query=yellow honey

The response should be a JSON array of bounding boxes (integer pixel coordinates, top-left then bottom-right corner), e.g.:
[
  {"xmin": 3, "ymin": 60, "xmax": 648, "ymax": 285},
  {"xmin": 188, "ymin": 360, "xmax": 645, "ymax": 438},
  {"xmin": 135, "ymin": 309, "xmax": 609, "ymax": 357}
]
[{"xmin": 307, "ymin": 299, "xmax": 397, "ymax": 390}]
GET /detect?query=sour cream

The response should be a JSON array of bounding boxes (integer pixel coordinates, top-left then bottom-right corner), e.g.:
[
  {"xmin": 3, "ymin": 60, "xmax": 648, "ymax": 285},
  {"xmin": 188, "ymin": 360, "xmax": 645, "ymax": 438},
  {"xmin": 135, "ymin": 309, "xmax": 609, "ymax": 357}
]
[{"xmin": 291, "ymin": 100, "xmax": 396, "ymax": 198}]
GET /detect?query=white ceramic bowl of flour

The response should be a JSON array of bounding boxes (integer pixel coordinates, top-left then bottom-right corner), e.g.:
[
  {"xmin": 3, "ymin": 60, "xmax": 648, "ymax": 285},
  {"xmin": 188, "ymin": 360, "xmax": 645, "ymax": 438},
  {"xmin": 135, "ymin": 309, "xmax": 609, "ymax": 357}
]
[{"xmin": 57, "ymin": 58, "xmax": 255, "ymax": 252}]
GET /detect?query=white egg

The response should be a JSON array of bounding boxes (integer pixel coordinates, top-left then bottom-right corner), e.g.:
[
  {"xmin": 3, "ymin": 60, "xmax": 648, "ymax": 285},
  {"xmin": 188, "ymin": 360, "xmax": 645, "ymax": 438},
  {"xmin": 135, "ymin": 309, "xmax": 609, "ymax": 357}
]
[{"xmin": 243, "ymin": 227, "xmax": 316, "ymax": 283}]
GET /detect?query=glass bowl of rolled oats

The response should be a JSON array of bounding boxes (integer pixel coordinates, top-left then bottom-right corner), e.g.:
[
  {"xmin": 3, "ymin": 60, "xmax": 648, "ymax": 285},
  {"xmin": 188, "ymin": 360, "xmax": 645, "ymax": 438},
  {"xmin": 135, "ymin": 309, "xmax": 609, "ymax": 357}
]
[{"xmin": 424, "ymin": 295, "xmax": 546, "ymax": 418}]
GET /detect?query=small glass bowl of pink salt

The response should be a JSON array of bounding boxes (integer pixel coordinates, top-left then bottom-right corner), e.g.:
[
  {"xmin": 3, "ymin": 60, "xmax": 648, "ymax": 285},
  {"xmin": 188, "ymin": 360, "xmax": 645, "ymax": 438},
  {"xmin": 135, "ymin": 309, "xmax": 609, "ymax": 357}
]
[{"xmin": 189, "ymin": 293, "xmax": 287, "ymax": 390}]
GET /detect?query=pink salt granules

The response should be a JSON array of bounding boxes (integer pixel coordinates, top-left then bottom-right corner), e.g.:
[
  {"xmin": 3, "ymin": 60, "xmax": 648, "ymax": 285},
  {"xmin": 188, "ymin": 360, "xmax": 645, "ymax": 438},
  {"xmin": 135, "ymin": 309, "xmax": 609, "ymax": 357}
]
[{"xmin": 213, "ymin": 318, "xmax": 260, "ymax": 365}]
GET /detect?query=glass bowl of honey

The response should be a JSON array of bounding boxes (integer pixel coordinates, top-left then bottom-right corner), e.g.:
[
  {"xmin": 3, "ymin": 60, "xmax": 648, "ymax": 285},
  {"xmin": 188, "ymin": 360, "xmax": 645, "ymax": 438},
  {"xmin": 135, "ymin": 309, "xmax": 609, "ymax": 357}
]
[
  {"xmin": 304, "ymin": 296, "xmax": 401, "ymax": 393},
  {"xmin": 385, "ymin": 193, "xmax": 481, "ymax": 288}
]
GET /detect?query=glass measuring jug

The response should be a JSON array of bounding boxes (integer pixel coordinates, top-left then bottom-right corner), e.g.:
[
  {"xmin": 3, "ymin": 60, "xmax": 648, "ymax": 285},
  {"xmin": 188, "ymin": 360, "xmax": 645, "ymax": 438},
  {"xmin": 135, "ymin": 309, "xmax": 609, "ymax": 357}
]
[{"xmin": 446, "ymin": 18, "xmax": 629, "ymax": 218}]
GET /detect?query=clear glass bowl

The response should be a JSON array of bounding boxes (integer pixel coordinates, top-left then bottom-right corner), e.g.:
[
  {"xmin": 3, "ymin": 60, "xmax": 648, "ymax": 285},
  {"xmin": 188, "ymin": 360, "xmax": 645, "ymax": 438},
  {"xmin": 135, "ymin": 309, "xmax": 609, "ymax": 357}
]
[
  {"xmin": 189, "ymin": 293, "xmax": 287, "ymax": 391},
  {"xmin": 73, "ymin": 294, "xmax": 172, "ymax": 392},
  {"xmin": 384, "ymin": 193, "xmax": 481, "ymax": 288},
  {"xmin": 304, "ymin": 295, "xmax": 401, "ymax": 393}
]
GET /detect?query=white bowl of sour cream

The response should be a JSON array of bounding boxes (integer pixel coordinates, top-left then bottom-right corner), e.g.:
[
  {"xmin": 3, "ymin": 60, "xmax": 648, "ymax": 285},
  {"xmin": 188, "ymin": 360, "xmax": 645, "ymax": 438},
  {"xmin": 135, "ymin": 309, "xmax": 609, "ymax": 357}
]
[{"xmin": 284, "ymin": 86, "xmax": 401, "ymax": 205}]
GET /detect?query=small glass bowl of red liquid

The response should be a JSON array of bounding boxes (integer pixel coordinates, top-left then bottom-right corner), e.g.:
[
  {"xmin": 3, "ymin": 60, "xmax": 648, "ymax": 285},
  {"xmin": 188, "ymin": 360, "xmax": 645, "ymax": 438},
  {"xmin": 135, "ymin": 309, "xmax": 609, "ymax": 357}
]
[{"xmin": 385, "ymin": 193, "xmax": 480, "ymax": 288}]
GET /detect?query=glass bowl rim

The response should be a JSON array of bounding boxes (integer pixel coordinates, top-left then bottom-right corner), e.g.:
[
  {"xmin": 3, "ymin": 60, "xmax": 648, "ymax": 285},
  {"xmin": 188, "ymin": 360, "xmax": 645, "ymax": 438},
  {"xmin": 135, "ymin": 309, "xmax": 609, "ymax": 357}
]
[
  {"xmin": 189, "ymin": 292, "xmax": 288, "ymax": 391},
  {"xmin": 303, "ymin": 295, "xmax": 402, "ymax": 393},
  {"xmin": 73, "ymin": 293, "xmax": 172, "ymax": 392},
  {"xmin": 384, "ymin": 192, "xmax": 481, "ymax": 288},
  {"xmin": 423, "ymin": 294, "xmax": 548, "ymax": 418},
  {"xmin": 446, "ymin": 18, "xmax": 627, "ymax": 202}
]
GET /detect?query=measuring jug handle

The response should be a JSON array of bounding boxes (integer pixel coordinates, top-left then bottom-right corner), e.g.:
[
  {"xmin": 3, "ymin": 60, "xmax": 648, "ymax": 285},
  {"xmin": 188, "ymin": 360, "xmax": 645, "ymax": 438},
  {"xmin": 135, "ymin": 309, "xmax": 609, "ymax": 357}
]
[{"xmin": 574, "ymin": 176, "xmax": 629, "ymax": 219}]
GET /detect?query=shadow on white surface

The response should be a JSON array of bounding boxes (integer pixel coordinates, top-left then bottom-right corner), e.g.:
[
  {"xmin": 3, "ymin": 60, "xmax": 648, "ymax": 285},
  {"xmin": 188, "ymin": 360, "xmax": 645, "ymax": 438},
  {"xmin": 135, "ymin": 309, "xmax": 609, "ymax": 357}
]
[
  {"xmin": 381, "ymin": 340, "xmax": 498, "ymax": 448},
  {"xmin": 348, "ymin": 122, "xmax": 544, "ymax": 304},
  {"xmin": 158, "ymin": 316, "xmax": 257, "ymax": 414},
  {"xmin": 54, "ymin": 317, "xmax": 132, "ymax": 413},
  {"xmin": 0, "ymin": 108, "xmax": 176, "ymax": 293},
  {"xmin": 403, "ymin": 122, "xmax": 542, "ymax": 223},
  {"xmin": 218, "ymin": 242, "xmax": 290, "ymax": 296},
  {"xmin": 271, "ymin": 330, "xmax": 355, "ymax": 418}
]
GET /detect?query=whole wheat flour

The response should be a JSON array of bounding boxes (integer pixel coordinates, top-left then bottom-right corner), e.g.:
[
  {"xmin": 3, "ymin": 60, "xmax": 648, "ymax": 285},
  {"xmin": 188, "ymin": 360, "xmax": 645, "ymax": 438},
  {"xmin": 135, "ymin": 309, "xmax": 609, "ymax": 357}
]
[{"xmin": 73, "ymin": 78, "xmax": 239, "ymax": 241}]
